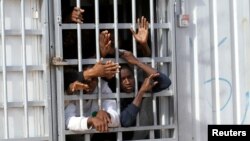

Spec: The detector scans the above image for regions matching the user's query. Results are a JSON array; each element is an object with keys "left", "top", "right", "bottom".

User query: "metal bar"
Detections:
[
  {"left": 167, "top": 0, "right": 177, "bottom": 139},
  {"left": 61, "top": 23, "right": 170, "bottom": 29},
  {"left": 64, "top": 91, "right": 173, "bottom": 100},
  {"left": 84, "top": 134, "right": 91, "bottom": 141},
  {"left": 229, "top": 0, "right": 241, "bottom": 124},
  {"left": 150, "top": 0, "right": 157, "bottom": 126},
  {"left": 0, "top": 30, "right": 42, "bottom": 35},
  {"left": 131, "top": 0, "right": 139, "bottom": 127},
  {"left": 76, "top": 0, "right": 84, "bottom": 118},
  {"left": 113, "top": 0, "right": 120, "bottom": 116},
  {"left": 0, "top": 65, "right": 45, "bottom": 72},
  {"left": 117, "top": 132, "right": 122, "bottom": 141},
  {"left": 45, "top": 0, "right": 55, "bottom": 140},
  {"left": 0, "top": 137, "right": 50, "bottom": 141},
  {"left": 1, "top": 0, "right": 9, "bottom": 138},
  {"left": 113, "top": 2, "right": 121, "bottom": 140},
  {"left": 150, "top": 130, "right": 155, "bottom": 139},
  {"left": 52, "top": 57, "right": 172, "bottom": 66},
  {"left": 209, "top": 0, "right": 221, "bottom": 124},
  {"left": 53, "top": 0, "right": 65, "bottom": 140},
  {"left": 0, "top": 101, "right": 46, "bottom": 108},
  {"left": 191, "top": 5, "right": 200, "bottom": 141},
  {"left": 21, "top": 0, "right": 29, "bottom": 137},
  {"left": 65, "top": 125, "right": 176, "bottom": 134},
  {"left": 94, "top": 0, "right": 102, "bottom": 110}
]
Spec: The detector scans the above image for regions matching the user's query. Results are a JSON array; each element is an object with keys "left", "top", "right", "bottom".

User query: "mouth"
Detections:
[{"left": 125, "top": 86, "right": 133, "bottom": 91}]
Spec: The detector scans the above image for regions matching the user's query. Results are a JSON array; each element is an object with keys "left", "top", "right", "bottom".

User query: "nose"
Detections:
[{"left": 124, "top": 78, "right": 130, "bottom": 84}]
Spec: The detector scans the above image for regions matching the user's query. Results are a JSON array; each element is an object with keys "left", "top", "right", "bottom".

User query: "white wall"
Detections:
[{"left": 177, "top": 0, "right": 250, "bottom": 141}]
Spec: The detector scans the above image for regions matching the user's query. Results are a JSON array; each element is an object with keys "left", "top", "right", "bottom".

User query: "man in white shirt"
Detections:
[{"left": 64, "top": 63, "right": 120, "bottom": 132}]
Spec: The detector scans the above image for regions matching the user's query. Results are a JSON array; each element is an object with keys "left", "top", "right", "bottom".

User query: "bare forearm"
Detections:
[
  {"left": 135, "top": 61, "right": 157, "bottom": 76},
  {"left": 140, "top": 43, "right": 151, "bottom": 57}
]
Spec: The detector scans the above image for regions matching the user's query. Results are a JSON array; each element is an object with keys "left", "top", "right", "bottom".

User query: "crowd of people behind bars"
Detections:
[{"left": 62, "top": 4, "right": 171, "bottom": 141}]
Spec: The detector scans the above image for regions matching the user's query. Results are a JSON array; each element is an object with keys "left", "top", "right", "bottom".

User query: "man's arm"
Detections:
[
  {"left": 65, "top": 103, "right": 90, "bottom": 131},
  {"left": 121, "top": 50, "right": 172, "bottom": 91},
  {"left": 120, "top": 73, "right": 158, "bottom": 127}
]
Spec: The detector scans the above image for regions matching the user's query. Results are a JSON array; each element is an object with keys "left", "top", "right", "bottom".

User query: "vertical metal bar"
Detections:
[
  {"left": 54, "top": 0, "right": 65, "bottom": 140},
  {"left": 229, "top": 0, "right": 241, "bottom": 124},
  {"left": 149, "top": 130, "right": 154, "bottom": 139},
  {"left": 85, "top": 134, "right": 91, "bottom": 141},
  {"left": 191, "top": 5, "right": 201, "bottom": 141},
  {"left": 150, "top": 0, "right": 157, "bottom": 126},
  {"left": 113, "top": 0, "right": 120, "bottom": 114},
  {"left": 94, "top": 0, "right": 101, "bottom": 110},
  {"left": 113, "top": 1, "right": 121, "bottom": 140},
  {"left": 150, "top": 0, "right": 156, "bottom": 68},
  {"left": 209, "top": 0, "right": 221, "bottom": 124},
  {"left": 1, "top": 0, "right": 9, "bottom": 138},
  {"left": 131, "top": 0, "right": 139, "bottom": 126},
  {"left": 76, "top": 0, "right": 84, "bottom": 117},
  {"left": 43, "top": 0, "right": 53, "bottom": 140},
  {"left": 21, "top": 0, "right": 29, "bottom": 137}
]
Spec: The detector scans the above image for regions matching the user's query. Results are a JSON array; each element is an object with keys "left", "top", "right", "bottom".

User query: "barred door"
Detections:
[{"left": 53, "top": 0, "right": 177, "bottom": 141}]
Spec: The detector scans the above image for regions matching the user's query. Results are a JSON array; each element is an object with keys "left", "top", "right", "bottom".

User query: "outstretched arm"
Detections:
[
  {"left": 121, "top": 50, "right": 156, "bottom": 75},
  {"left": 121, "top": 50, "right": 171, "bottom": 92}
]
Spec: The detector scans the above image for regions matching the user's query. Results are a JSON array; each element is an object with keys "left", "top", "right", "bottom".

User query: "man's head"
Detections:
[{"left": 120, "top": 65, "right": 135, "bottom": 93}]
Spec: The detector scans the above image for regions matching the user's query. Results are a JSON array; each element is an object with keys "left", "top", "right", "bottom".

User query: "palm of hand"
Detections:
[{"left": 134, "top": 29, "right": 148, "bottom": 45}]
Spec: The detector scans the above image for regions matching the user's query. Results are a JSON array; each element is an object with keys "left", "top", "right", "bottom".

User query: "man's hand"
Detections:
[
  {"left": 71, "top": 7, "right": 84, "bottom": 23},
  {"left": 88, "top": 117, "right": 109, "bottom": 132},
  {"left": 120, "top": 50, "right": 139, "bottom": 65},
  {"left": 139, "top": 73, "right": 159, "bottom": 93},
  {"left": 84, "top": 59, "right": 120, "bottom": 79},
  {"left": 130, "top": 16, "right": 149, "bottom": 47},
  {"left": 67, "top": 81, "right": 90, "bottom": 94},
  {"left": 96, "top": 110, "right": 111, "bottom": 125},
  {"left": 99, "top": 30, "right": 113, "bottom": 58}
]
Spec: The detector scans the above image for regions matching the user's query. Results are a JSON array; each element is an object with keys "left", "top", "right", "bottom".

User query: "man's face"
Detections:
[
  {"left": 84, "top": 77, "right": 98, "bottom": 94},
  {"left": 120, "top": 68, "right": 135, "bottom": 93}
]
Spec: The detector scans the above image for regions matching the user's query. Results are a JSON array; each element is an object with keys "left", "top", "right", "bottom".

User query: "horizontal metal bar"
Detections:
[
  {"left": 0, "top": 30, "right": 42, "bottom": 36},
  {"left": 0, "top": 101, "right": 46, "bottom": 108},
  {"left": 0, "top": 137, "right": 49, "bottom": 141},
  {"left": 62, "top": 23, "right": 170, "bottom": 30},
  {"left": 125, "top": 139, "right": 176, "bottom": 141},
  {"left": 52, "top": 57, "right": 172, "bottom": 66},
  {"left": 65, "top": 125, "right": 176, "bottom": 134},
  {"left": 64, "top": 90, "right": 173, "bottom": 100},
  {"left": 0, "top": 65, "right": 45, "bottom": 72}
]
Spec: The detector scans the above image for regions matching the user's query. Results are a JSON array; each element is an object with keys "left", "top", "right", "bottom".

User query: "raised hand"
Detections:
[
  {"left": 130, "top": 16, "right": 149, "bottom": 47},
  {"left": 139, "top": 73, "right": 159, "bottom": 93},
  {"left": 99, "top": 30, "right": 112, "bottom": 58},
  {"left": 71, "top": 7, "right": 84, "bottom": 23}
]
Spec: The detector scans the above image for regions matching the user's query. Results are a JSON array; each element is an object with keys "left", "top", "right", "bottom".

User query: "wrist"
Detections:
[
  {"left": 87, "top": 117, "right": 93, "bottom": 128},
  {"left": 83, "top": 69, "right": 95, "bottom": 80}
]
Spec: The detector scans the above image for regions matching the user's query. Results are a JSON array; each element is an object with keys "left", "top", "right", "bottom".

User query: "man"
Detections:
[
  {"left": 119, "top": 50, "right": 171, "bottom": 140},
  {"left": 64, "top": 60, "right": 120, "bottom": 132}
]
